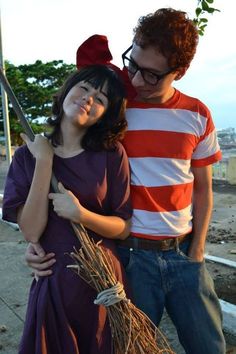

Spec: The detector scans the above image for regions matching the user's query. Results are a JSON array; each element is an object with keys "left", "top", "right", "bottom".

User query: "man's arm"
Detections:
[
  {"left": 25, "top": 243, "right": 56, "bottom": 277},
  {"left": 189, "top": 165, "right": 213, "bottom": 262}
]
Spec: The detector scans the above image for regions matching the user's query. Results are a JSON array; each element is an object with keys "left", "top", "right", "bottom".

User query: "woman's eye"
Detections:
[
  {"left": 96, "top": 97, "right": 104, "bottom": 104},
  {"left": 80, "top": 85, "right": 88, "bottom": 91}
]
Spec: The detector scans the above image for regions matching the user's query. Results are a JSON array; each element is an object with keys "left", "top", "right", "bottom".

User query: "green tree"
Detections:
[
  {"left": 193, "top": 0, "right": 220, "bottom": 35},
  {"left": 0, "top": 60, "right": 75, "bottom": 145}
]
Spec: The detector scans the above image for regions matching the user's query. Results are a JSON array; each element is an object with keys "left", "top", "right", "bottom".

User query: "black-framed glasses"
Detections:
[{"left": 122, "top": 45, "right": 175, "bottom": 86}]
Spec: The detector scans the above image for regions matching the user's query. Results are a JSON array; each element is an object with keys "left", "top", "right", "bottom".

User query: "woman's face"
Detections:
[{"left": 62, "top": 80, "right": 109, "bottom": 128}]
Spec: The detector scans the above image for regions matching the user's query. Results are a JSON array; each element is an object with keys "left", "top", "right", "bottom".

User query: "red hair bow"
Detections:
[
  {"left": 76, "top": 34, "right": 113, "bottom": 67},
  {"left": 76, "top": 34, "right": 136, "bottom": 99}
]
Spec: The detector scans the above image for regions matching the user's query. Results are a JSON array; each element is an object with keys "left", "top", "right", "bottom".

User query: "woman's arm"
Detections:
[
  {"left": 17, "top": 134, "right": 54, "bottom": 243},
  {"left": 49, "top": 182, "right": 131, "bottom": 240},
  {"left": 78, "top": 210, "right": 131, "bottom": 240}
]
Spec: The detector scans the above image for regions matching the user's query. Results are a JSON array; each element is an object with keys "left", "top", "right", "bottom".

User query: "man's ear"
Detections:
[{"left": 174, "top": 66, "right": 189, "bottom": 81}]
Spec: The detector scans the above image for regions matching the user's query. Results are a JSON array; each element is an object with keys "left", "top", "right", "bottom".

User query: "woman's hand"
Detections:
[
  {"left": 49, "top": 183, "right": 131, "bottom": 240},
  {"left": 48, "top": 182, "right": 83, "bottom": 223},
  {"left": 21, "top": 133, "right": 54, "bottom": 162}
]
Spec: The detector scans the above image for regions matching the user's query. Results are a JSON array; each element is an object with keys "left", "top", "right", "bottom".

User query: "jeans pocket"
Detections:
[
  {"left": 117, "top": 246, "right": 134, "bottom": 271},
  {"left": 177, "top": 242, "right": 204, "bottom": 264}
]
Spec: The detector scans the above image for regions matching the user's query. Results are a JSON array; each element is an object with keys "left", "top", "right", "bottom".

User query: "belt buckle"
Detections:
[
  {"left": 161, "top": 238, "right": 172, "bottom": 250},
  {"left": 162, "top": 238, "right": 176, "bottom": 251},
  {"left": 162, "top": 239, "right": 170, "bottom": 246}
]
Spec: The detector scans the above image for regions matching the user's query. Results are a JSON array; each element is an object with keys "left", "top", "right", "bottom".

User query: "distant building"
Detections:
[{"left": 217, "top": 127, "right": 236, "bottom": 149}]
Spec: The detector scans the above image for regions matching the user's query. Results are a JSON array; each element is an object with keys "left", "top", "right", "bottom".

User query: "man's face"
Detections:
[{"left": 128, "top": 43, "right": 178, "bottom": 103}]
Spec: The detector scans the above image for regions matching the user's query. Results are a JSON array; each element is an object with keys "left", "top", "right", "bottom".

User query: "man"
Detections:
[{"left": 25, "top": 8, "right": 225, "bottom": 353}]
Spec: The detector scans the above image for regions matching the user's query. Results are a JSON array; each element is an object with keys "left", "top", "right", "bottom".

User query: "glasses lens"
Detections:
[
  {"left": 123, "top": 57, "right": 137, "bottom": 75},
  {"left": 142, "top": 71, "right": 160, "bottom": 85},
  {"left": 123, "top": 51, "right": 172, "bottom": 85}
]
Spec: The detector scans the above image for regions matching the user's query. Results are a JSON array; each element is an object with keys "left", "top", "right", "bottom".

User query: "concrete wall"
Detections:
[
  {"left": 213, "top": 156, "right": 236, "bottom": 185},
  {"left": 228, "top": 157, "right": 236, "bottom": 185}
]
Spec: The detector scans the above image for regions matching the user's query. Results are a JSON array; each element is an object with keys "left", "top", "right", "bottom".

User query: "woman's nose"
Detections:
[{"left": 82, "top": 94, "right": 93, "bottom": 104}]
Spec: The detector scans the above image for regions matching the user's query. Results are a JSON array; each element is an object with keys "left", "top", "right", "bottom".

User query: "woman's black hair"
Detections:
[{"left": 46, "top": 65, "right": 127, "bottom": 151}]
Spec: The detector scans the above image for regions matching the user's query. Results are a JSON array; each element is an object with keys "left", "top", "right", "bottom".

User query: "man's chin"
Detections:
[{"left": 136, "top": 91, "right": 152, "bottom": 101}]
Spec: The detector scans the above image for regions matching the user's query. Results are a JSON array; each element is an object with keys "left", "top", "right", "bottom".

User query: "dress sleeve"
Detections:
[
  {"left": 107, "top": 143, "right": 132, "bottom": 220},
  {"left": 2, "top": 146, "right": 33, "bottom": 223}
]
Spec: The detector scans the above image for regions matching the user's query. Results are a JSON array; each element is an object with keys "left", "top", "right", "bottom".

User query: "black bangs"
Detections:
[
  {"left": 84, "top": 70, "right": 109, "bottom": 91},
  {"left": 61, "top": 65, "right": 125, "bottom": 105},
  {"left": 80, "top": 65, "right": 125, "bottom": 100},
  {"left": 48, "top": 64, "right": 127, "bottom": 150}
]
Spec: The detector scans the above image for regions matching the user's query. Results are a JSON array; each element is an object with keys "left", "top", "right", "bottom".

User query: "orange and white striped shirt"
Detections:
[{"left": 122, "top": 89, "right": 222, "bottom": 240}]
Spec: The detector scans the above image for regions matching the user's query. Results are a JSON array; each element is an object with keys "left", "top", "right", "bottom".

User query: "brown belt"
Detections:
[{"left": 117, "top": 233, "right": 191, "bottom": 251}]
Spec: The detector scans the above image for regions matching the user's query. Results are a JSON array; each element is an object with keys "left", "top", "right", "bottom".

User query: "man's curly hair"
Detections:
[{"left": 133, "top": 8, "right": 199, "bottom": 70}]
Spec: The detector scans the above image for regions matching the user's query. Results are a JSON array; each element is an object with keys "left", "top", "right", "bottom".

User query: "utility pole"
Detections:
[{"left": 0, "top": 10, "right": 12, "bottom": 165}]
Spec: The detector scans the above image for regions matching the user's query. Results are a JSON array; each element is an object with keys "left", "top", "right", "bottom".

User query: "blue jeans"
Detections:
[{"left": 117, "top": 240, "right": 226, "bottom": 354}]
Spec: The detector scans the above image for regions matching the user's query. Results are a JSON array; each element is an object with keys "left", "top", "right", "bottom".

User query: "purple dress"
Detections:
[{"left": 3, "top": 142, "right": 132, "bottom": 354}]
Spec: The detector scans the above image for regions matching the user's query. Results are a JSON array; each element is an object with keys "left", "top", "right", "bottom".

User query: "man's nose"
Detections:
[{"left": 131, "top": 70, "right": 145, "bottom": 87}]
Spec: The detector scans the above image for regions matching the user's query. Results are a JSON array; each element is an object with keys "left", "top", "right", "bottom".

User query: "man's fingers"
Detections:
[
  {"left": 25, "top": 252, "right": 55, "bottom": 263},
  {"left": 26, "top": 253, "right": 56, "bottom": 266},
  {"left": 27, "top": 257, "right": 56, "bottom": 269},
  {"left": 31, "top": 242, "right": 47, "bottom": 258},
  {"left": 26, "top": 242, "right": 47, "bottom": 258},
  {"left": 29, "top": 257, "right": 56, "bottom": 278},
  {"left": 34, "top": 269, "right": 53, "bottom": 277}
]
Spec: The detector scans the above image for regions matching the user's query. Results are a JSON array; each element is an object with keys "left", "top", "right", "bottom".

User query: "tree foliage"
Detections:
[
  {"left": 193, "top": 0, "right": 220, "bottom": 35},
  {"left": 0, "top": 60, "right": 75, "bottom": 144}
]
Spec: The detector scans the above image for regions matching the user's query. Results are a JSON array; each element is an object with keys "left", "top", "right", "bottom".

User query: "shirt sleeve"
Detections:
[
  {"left": 191, "top": 102, "right": 222, "bottom": 167},
  {"left": 2, "top": 146, "right": 34, "bottom": 223},
  {"left": 106, "top": 142, "right": 132, "bottom": 220}
]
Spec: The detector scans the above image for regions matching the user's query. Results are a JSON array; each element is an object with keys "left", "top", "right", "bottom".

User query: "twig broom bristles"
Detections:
[{"left": 68, "top": 222, "right": 175, "bottom": 354}]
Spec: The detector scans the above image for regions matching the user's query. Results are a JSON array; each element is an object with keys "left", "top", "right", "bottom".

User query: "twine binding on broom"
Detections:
[{"left": 93, "top": 282, "right": 129, "bottom": 306}]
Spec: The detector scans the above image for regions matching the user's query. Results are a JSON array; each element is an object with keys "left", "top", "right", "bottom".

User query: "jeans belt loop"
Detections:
[
  {"left": 133, "top": 237, "right": 139, "bottom": 249},
  {"left": 175, "top": 237, "right": 180, "bottom": 252}
]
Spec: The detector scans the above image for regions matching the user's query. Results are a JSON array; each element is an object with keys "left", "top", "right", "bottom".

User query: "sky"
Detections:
[{"left": 0, "top": 0, "right": 236, "bottom": 130}]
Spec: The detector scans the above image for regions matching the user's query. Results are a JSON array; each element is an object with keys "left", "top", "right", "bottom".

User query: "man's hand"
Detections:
[
  {"left": 188, "top": 242, "right": 205, "bottom": 262},
  {"left": 25, "top": 242, "right": 56, "bottom": 277}
]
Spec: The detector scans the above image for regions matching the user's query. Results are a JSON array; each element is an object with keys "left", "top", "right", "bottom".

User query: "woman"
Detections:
[{"left": 2, "top": 64, "right": 132, "bottom": 354}]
